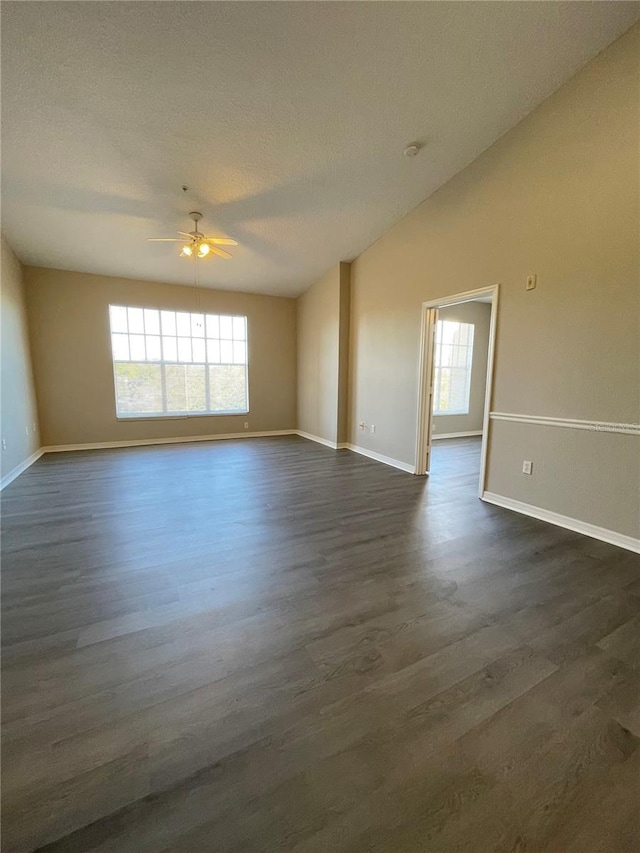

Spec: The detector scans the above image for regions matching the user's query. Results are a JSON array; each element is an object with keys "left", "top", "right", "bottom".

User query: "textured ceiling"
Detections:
[{"left": 2, "top": 2, "right": 638, "bottom": 296}]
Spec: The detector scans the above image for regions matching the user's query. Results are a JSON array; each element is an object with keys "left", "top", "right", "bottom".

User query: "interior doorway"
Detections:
[{"left": 414, "top": 285, "right": 499, "bottom": 496}]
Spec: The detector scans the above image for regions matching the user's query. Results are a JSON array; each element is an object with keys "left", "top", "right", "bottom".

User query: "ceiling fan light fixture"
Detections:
[{"left": 149, "top": 212, "right": 235, "bottom": 261}]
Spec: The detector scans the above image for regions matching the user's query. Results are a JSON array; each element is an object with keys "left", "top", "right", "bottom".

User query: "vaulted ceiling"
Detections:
[{"left": 2, "top": 2, "right": 638, "bottom": 296}]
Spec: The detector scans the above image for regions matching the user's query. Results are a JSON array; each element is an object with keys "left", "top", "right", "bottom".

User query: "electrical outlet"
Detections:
[
  {"left": 371, "top": 424, "right": 376, "bottom": 435},
  {"left": 526, "top": 274, "right": 537, "bottom": 291},
  {"left": 522, "top": 460, "right": 533, "bottom": 475},
  {"left": 33, "top": 422, "right": 37, "bottom": 433},
  {"left": 244, "top": 422, "right": 249, "bottom": 429},
  {"left": 2, "top": 439, "right": 6, "bottom": 451}
]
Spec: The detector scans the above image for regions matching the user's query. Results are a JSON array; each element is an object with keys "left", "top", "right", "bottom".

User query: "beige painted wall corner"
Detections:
[{"left": 1, "top": 235, "right": 41, "bottom": 481}]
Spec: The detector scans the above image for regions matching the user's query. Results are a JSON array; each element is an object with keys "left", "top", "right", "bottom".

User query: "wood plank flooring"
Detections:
[{"left": 2, "top": 435, "right": 639, "bottom": 853}]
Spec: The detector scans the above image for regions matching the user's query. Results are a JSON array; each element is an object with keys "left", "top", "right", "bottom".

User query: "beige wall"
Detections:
[
  {"left": 486, "top": 420, "right": 639, "bottom": 538},
  {"left": 432, "top": 300, "right": 491, "bottom": 437},
  {"left": 1, "top": 235, "right": 40, "bottom": 480},
  {"left": 296, "top": 262, "right": 350, "bottom": 445},
  {"left": 24, "top": 267, "right": 296, "bottom": 446},
  {"left": 348, "top": 25, "right": 639, "bottom": 537},
  {"left": 336, "top": 263, "right": 351, "bottom": 444}
]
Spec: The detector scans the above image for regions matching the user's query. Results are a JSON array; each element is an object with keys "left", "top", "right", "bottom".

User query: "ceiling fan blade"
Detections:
[
  {"left": 204, "top": 238, "right": 238, "bottom": 246},
  {"left": 210, "top": 246, "right": 233, "bottom": 259},
  {"left": 177, "top": 231, "right": 195, "bottom": 238},
  {"left": 147, "top": 238, "right": 184, "bottom": 242}
]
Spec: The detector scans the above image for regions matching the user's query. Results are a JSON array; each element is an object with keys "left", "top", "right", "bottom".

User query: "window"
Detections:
[
  {"left": 109, "top": 305, "right": 248, "bottom": 418},
  {"left": 433, "top": 320, "right": 474, "bottom": 415}
]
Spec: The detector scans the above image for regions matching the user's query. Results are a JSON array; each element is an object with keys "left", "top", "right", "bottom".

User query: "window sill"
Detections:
[{"left": 116, "top": 411, "right": 249, "bottom": 422}]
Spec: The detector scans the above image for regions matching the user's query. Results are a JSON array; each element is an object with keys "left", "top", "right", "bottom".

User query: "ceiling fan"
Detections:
[{"left": 148, "top": 212, "right": 237, "bottom": 259}]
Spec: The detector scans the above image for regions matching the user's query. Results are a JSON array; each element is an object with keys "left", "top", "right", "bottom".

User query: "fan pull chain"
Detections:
[{"left": 194, "top": 254, "right": 200, "bottom": 312}]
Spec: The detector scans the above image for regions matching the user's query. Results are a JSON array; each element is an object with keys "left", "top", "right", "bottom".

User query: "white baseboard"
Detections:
[
  {"left": 42, "top": 430, "right": 297, "bottom": 454},
  {"left": 432, "top": 430, "right": 483, "bottom": 440},
  {"left": 345, "top": 443, "right": 415, "bottom": 474},
  {"left": 0, "top": 448, "right": 45, "bottom": 490},
  {"left": 296, "top": 430, "right": 341, "bottom": 450},
  {"left": 482, "top": 491, "right": 640, "bottom": 555}
]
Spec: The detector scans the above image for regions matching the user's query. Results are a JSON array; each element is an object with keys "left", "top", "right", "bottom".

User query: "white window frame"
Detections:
[
  {"left": 108, "top": 304, "right": 249, "bottom": 419},
  {"left": 433, "top": 319, "right": 474, "bottom": 416}
]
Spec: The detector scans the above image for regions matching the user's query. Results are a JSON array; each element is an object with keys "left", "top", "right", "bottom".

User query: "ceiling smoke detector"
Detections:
[{"left": 403, "top": 143, "right": 422, "bottom": 158}]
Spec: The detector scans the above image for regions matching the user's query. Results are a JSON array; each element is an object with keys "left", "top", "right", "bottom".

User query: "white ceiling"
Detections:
[{"left": 2, "top": 2, "right": 638, "bottom": 297}]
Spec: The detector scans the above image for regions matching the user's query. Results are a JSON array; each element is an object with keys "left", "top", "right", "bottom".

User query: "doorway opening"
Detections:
[{"left": 414, "top": 284, "right": 499, "bottom": 497}]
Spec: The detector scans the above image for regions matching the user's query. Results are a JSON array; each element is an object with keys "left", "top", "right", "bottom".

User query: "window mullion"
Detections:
[
  {"left": 160, "top": 364, "right": 168, "bottom": 413},
  {"left": 141, "top": 306, "right": 147, "bottom": 361},
  {"left": 159, "top": 332, "right": 168, "bottom": 413},
  {"left": 205, "top": 355, "right": 211, "bottom": 413}
]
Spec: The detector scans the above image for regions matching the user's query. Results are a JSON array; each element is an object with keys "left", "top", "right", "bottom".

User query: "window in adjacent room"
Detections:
[
  {"left": 109, "top": 305, "right": 248, "bottom": 418},
  {"left": 433, "top": 320, "right": 474, "bottom": 415}
]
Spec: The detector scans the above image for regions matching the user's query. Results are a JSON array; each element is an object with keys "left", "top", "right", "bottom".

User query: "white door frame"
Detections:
[{"left": 414, "top": 284, "right": 500, "bottom": 497}]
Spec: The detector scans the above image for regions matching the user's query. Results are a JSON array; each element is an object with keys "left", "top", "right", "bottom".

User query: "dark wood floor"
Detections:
[{"left": 2, "top": 436, "right": 639, "bottom": 853}]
